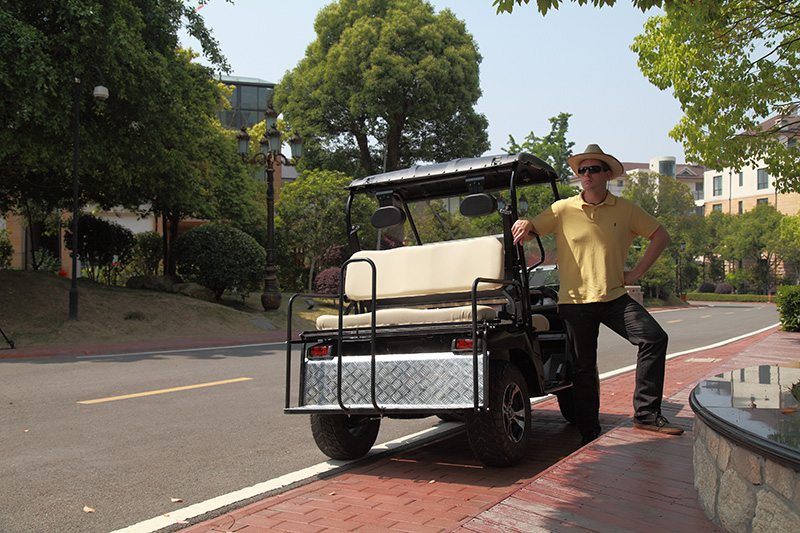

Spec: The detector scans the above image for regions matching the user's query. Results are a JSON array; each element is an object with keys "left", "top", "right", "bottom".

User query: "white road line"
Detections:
[
  {"left": 109, "top": 422, "right": 463, "bottom": 533},
  {"left": 597, "top": 323, "right": 779, "bottom": 381},
  {"left": 110, "top": 322, "right": 780, "bottom": 533}
]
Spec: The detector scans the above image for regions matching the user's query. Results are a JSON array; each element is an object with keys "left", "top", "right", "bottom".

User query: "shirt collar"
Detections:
[{"left": 580, "top": 190, "right": 616, "bottom": 207}]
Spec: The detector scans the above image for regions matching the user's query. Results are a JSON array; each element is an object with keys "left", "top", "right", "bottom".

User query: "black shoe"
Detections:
[
  {"left": 580, "top": 430, "right": 600, "bottom": 446},
  {"left": 633, "top": 413, "right": 684, "bottom": 435}
]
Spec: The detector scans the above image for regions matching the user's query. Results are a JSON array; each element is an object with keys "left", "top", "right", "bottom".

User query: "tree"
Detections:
[
  {"left": 0, "top": 1, "right": 237, "bottom": 269},
  {"left": 505, "top": 113, "right": 575, "bottom": 182},
  {"left": 275, "top": 0, "right": 489, "bottom": 177},
  {"left": 724, "top": 204, "right": 784, "bottom": 293},
  {"left": 622, "top": 170, "right": 695, "bottom": 296},
  {"left": 780, "top": 213, "right": 800, "bottom": 283},
  {"left": 622, "top": 171, "right": 695, "bottom": 237},
  {"left": 275, "top": 169, "right": 376, "bottom": 292},
  {"left": 631, "top": 0, "right": 800, "bottom": 191}
]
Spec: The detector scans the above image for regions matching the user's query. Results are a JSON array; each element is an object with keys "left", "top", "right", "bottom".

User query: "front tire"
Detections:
[
  {"left": 465, "top": 361, "right": 531, "bottom": 467},
  {"left": 310, "top": 414, "right": 380, "bottom": 460}
]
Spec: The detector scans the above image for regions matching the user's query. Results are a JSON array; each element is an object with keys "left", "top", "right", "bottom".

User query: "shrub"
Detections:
[
  {"left": 130, "top": 231, "right": 163, "bottom": 276},
  {"left": 715, "top": 282, "right": 733, "bottom": 294},
  {"left": 697, "top": 281, "right": 716, "bottom": 293},
  {"left": 63, "top": 214, "right": 135, "bottom": 283},
  {"left": 0, "top": 229, "right": 13, "bottom": 269},
  {"left": 314, "top": 267, "right": 341, "bottom": 294},
  {"left": 776, "top": 285, "right": 800, "bottom": 332},
  {"left": 175, "top": 224, "right": 267, "bottom": 300},
  {"left": 686, "top": 292, "right": 770, "bottom": 303},
  {"left": 32, "top": 248, "right": 60, "bottom": 273}
]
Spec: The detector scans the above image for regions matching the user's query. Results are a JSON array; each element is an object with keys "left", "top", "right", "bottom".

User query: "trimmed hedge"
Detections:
[
  {"left": 686, "top": 292, "right": 771, "bottom": 303},
  {"left": 776, "top": 285, "right": 800, "bottom": 332}
]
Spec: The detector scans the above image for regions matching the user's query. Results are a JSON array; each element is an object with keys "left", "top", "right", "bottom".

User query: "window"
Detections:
[
  {"left": 757, "top": 168, "right": 769, "bottom": 190},
  {"left": 757, "top": 198, "right": 769, "bottom": 206},
  {"left": 738, "top": 172, "right": 744, "bottom": 187},
  {"left": 738, "top": 201, "right": 743, "bottom": 214},
  {"left": 712, "top": 204, "right": 722, "bottom": 212},
  {"left": 659, "top": 160, "right": 675, "bottom": 177},
  {"left": 713, "top": 175, "right": 723, "bottom": 196}
]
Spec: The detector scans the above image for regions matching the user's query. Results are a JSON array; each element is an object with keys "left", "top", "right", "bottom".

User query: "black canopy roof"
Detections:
[{"left": 347, "top": 153, "right": 559, "bottom": 202}]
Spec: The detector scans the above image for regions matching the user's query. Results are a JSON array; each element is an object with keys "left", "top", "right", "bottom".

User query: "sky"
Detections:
[{"left": 179, "top": 0, "right": 688, "bottom": 165}]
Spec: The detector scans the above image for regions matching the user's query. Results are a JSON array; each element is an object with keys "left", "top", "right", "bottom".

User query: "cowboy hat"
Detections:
[{"left": 567, "top": 144, "right": 624, "bottom": 179}]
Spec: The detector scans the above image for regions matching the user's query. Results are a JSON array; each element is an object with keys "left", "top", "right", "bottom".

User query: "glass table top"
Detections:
[{"left": 691, "top": 363, "right": 800, "bottom": 452}]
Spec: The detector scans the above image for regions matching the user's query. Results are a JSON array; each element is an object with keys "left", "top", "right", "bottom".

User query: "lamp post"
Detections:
[
  {"left": 69, "top": 67, "right": 109, "bottom": 320},
  {"left": 237, "top": 104, "right": 303, "bottom": 310}
]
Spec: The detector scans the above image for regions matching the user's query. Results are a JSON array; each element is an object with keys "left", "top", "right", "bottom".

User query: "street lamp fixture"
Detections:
[
  {"left": 237, "top": 103, "right": 303, "bottom": 310},
  {"left": 69, "top": 66, "right": 109, "bottom": 320}
]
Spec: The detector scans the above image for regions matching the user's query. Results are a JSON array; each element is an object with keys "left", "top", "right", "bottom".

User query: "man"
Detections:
[{"left": 513, "top": 144, "right": 683, "bottom": 446}]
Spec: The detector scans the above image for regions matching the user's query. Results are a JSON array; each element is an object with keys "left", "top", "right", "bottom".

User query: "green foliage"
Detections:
[
  {"left": 505, "top": 113, "right": 575, "bottom": 181},
  {"left": 775, "top": 285, "right": 800, "bottom": 331},
  {"left": 275, "top": 0, "right": 488, "bottom": 176},
  {"left": 622, "top": 170, "right": 695, "bottom": 237},
  {"left": 0, "top": 1, "right": 230, "bottom": 213},
  {"left": 175, "top": 224, "right": 267, "bottom": 300},
  {"left": 276, "top": 169, "right": 374, "bottom": 292},
  {"left": 686, "top": 292, "right": 771, "bottom": 303},
  {"left": 632, "top": 0, "right": 800, "bottom": 192},
  {"left": 492, "top": 0, "right": 662, "bottom": 15},
  {"left": 63, "top": 214, "right": 135, "bottom": 283},
  {"left": 32, "top": 248, "right": 60, "bottom": 273},
  {"left": 130, "top": 231, "right": 163, "bottom": 276},
  {"left": 0, "top": 229, "right": 12, "bottom": 269}
]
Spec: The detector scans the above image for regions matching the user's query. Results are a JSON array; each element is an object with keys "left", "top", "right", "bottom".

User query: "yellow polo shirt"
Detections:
[{"left": 532, "top": 192, "right": 661, "bottom": 304}]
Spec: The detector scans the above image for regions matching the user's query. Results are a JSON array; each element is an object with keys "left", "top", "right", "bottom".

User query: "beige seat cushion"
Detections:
[
  {"left": 316, "top": 305, "right": 497, "bottom": 330},
  {"left": 345, "top": 236, "right": 504, "bottom": 301}
]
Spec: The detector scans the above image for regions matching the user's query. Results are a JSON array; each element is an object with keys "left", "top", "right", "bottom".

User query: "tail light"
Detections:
[
  {"left": 453, "top": 338, "right": 481, "bottom": 352},
  {"left": 308, "top": 345, "right": 330, "bottom": 358}
]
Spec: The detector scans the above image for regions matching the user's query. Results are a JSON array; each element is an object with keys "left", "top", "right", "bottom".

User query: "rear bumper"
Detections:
[{"left": 289, "top": 351, "right": 485, "bottom": 413}]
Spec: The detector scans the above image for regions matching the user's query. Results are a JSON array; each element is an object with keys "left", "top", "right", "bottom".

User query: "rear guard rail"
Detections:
[{"left": 285, "top": 259, "right": 523, "bottom": 415}]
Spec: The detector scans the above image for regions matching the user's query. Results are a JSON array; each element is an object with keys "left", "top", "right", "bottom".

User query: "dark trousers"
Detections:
[{"left": 558, "top": 294, "right": 668, "bottom": 438}]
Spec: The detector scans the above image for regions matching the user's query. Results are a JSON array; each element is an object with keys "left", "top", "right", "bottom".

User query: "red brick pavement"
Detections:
[{"left": 179, "top": 326, "right": 794, "bottom": 533}]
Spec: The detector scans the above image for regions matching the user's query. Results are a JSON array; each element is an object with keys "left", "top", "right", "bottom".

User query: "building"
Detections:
[{"left": 702, "top": 111, "right": 800, "bottom": 216}]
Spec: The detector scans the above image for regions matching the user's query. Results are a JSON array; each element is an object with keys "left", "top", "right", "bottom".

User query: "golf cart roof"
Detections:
[{"left": 347, "top": 153, "right": 559, "bottom": 201}]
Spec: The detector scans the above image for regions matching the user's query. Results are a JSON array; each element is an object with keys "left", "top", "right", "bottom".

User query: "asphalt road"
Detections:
[{"left": 0, "top": 302, "right": 779, "bottom": 532}]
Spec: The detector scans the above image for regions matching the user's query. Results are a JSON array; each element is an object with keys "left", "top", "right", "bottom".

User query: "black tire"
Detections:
[
  {"left": 556, "top": 387, "right": 576, "bottom": 424},
  {"left": 465, "top": 361, "right": 531, "bottom": 467},
  {"left": 310, "top": 414, "right": 380, "bottom": 460}
]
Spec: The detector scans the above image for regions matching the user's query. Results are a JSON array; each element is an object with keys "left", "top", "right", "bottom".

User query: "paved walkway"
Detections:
[{"left": 168, "top": 326, "right": 795, "bottom": 533}]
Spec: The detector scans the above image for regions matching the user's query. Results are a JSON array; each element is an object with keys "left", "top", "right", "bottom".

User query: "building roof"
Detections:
[{"left": 219, "top": 75, "right": 275, "bottom": 86}]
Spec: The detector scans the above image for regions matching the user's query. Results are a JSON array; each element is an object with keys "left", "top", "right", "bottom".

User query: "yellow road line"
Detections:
[
  {"left": 700, "top": 315, "right": 712, "bottom": 318},
  {"left": 78, "top": 377, "right": 253, "bottom": 405},
  {"left": 725, "top": 312, "right": 735, "bottom": 315},
  {"left": 667, "top": 319, "right": 683, "bottom": 324}
]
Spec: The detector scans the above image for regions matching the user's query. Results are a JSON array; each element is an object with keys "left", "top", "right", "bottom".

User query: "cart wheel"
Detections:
[
  {"left": 465, "top": 361, "right": 531, "bottom": 467},
  {"left": 556, "top": 388, "right": 576, "bottom": 424},
  {"left": 310, "top": 414, "right": 380, "bottom": 460}
]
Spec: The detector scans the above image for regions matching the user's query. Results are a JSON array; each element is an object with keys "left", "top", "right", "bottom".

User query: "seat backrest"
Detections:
[{"left": 344, "top": 236, "right": 504, "bottom": 301}]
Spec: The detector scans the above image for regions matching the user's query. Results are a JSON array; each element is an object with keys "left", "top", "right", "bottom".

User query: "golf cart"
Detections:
[{"left": 285, "top": 153, "right": 574, "bottom": 466}]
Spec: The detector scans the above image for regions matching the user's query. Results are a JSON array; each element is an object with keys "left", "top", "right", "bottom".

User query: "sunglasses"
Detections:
[{"left": 578, "top": 165, "right": 607, "bottom": 175}]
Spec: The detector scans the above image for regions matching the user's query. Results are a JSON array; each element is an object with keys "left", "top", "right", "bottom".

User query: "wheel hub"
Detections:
[{"left": 502, "top": 383, "right": 526, "bottom": 443}]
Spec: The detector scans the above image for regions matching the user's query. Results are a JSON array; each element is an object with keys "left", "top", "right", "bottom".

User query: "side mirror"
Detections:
[
  {"left": 371, "top": 206, "right": 406, "bottom": 228},
  {"left": 460, "top": 193, "right": 497, "bottom": 217}
]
